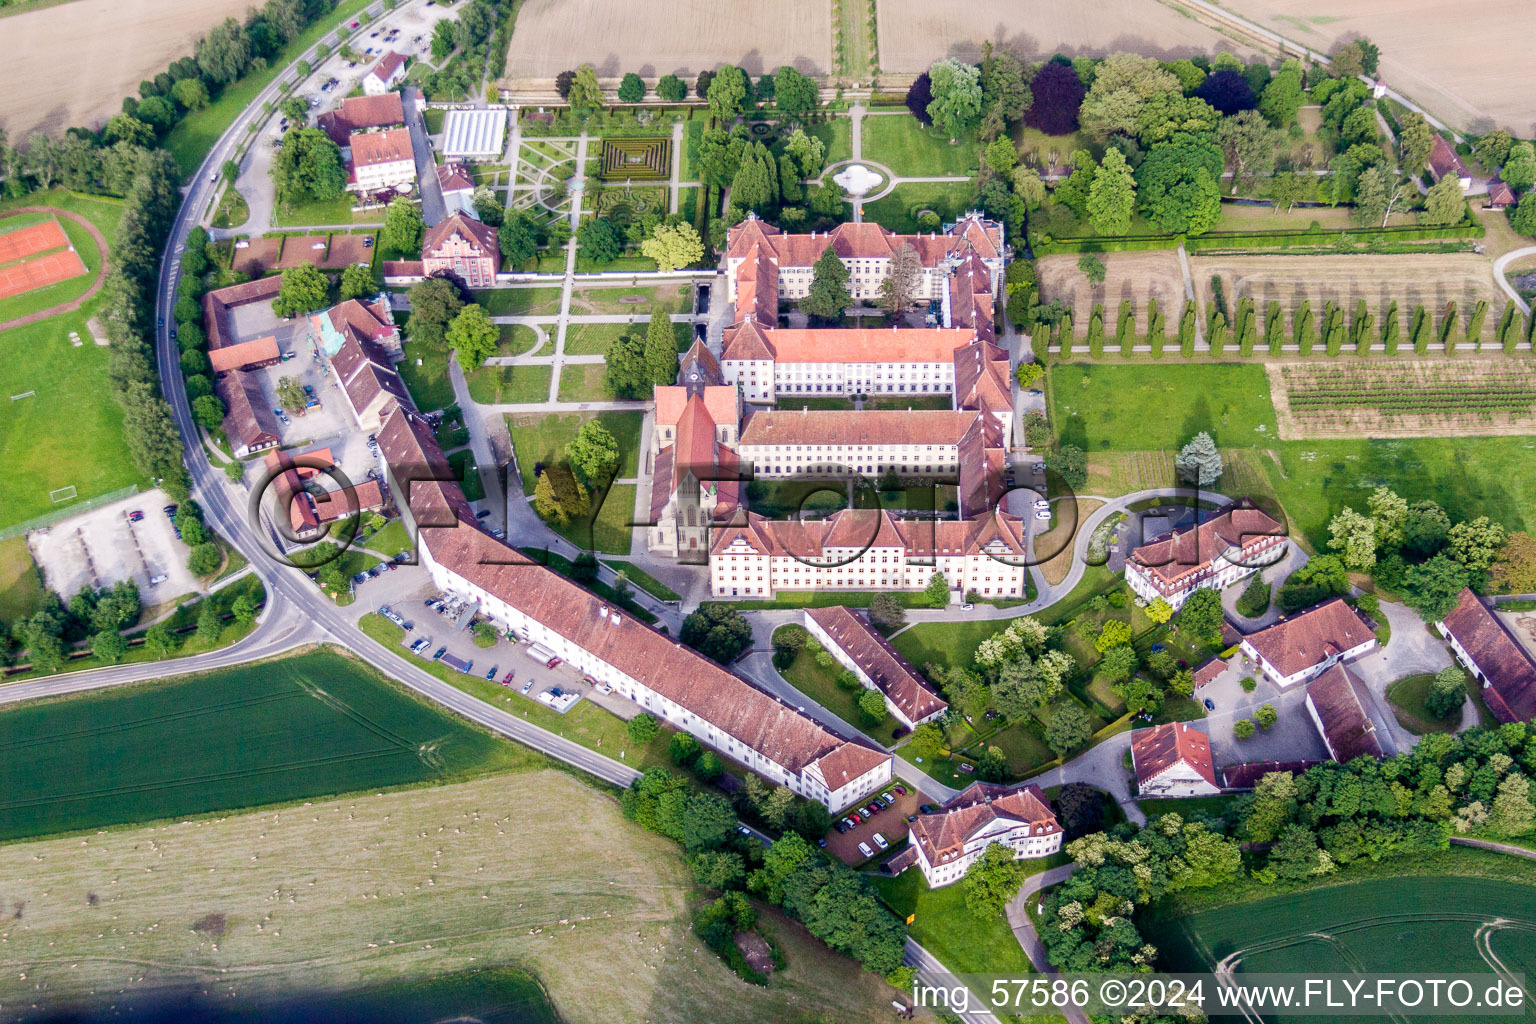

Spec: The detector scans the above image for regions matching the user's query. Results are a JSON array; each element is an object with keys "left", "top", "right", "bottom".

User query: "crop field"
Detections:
[
  {"left": 0, "top": 649, "right": 522, "bottom": 841},
  {"left": 0, "top": 772, "right": 903, "bottom": 1024},
  {"left": 1192, "top": 253, "right": 1509, "bottom": 335},
  {"left": 501, "top": 0, "right": 831, "bottom": 86},
  {"left": 0, "top": 0, "right": 252, "bottom": 138},
  {"left": 1216, "top": 0, "right": 1536, "bottom": 132},
  {"left": 1037, "top": 251, "right": 1187, "bottom": 337},
  {"left": 1149, "top": 874, "right": 1536, "bottom": 1013},
  {"left": 1269, "top": 360, "right": 1536, "bottom": 439},
  {"left": 874, "top": 0, "right": 1255, "bottom": 74}
]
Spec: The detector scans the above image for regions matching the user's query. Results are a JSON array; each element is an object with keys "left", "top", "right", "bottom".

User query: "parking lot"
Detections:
[
  {"left": 823, "top": 783, "right": 927, "bottom": 866},
  {"left": 28, "top": 489, "right": 203, "bottom": 605}
]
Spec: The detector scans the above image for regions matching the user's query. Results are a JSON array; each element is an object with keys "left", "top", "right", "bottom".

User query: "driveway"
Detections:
[
  {"left": 404, "top": 85, "right": 447, "bottom": 226},
  {"left": 1346, "top": 598, "right": 1454, "bottom": 750}
]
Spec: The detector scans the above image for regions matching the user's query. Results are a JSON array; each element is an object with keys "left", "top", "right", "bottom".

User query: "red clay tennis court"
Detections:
[
  {"left": 0, "top": 249, "right": 88, "bottom": 300},
  {"left": 0, "top": 219, "right": 69, "bottom": 265}
]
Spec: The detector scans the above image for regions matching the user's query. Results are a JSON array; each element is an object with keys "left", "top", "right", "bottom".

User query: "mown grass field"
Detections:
[
  {"left": 860, "top": 115, "right": 979, "bottom": 178},
  {"left": 0, "top": 190, "right": 147, "bottom": 532},
  {"left": 0, "top": 770, "right": 903, "bottom": 1023},
  {"left": 507, "top": 410, "right": 643, "bottom": 494},
  {"left": 1044, "top": 362, "right": 1536, "bottom": 549},
  {"left": 863, "top": 181, "right": 975, "bottom": 234},
  {"left": 1148, "top": 871, "right": 1536, "bottom": 1005},
  {"left": 466, "top": 362, "right": 553, "bottom": 405},
  {"left": 0, "top": 648, "right": 522, "bottom": 840}
]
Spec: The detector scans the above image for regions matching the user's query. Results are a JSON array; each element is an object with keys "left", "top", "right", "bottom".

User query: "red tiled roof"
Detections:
[
  {"left": 1132, "top": 721, "right": 1218, "bottom": 789},
  {"left": 806, "top": 606, "right": 946, "bottom": 724},
  {"left": 734, "top": 242, "right": 780, "bottom": 323},
  {"left": 422, "top": 211, "right": 500, "bottom": 261},
  {"left": 1220, "top": 761, "right": 1320, "bottom": 790},
  {"left": 366, "top": 50, "right": 407, "bottom": 85},
  {"left": 678, "top": 338, "right": 724, "bottom": 387},
  {"left": 350, "top": 127, "right": 413, "bottom": 168},
  {"left": 1193, "top": 658, "right": 1226, "bottom": 688},
  {"left": 1439, "top": 588, "right": 1536, "bottom": 723},
  {"left": 1429, "top": 134, "right": 1468, "bottom": 180},
  {"left": 709, "top": 508, "right": 1026, "bottom": 561},
  {"left": 216, "top": 370, "right": 280, "bottom": 452},
  {"left": 738, "top": 408, "right": 977, "bottom": 447},
  {"left": 317, "top": 92, "right": 405, "bottom": 146},
  {"left": 202, "top": 275, "right": 284, "bottom": 353},
  {"left": 1488, "top": 179, "right": 1516, "bottom": 206},
  {"left": 436, "top": 161, "right": 475, "bottom": 193},
  {"left": 723, "top": 326, "right": 976, "bottom": 365},
  {"left": 1243, "top": 598, "right": 1375, "bottom": 679},
  {"left": 1306, "top": 664, "right": 1383, "bottom": 762},
  {"left": 1130, "top": 500, "right": 1285, "bottom": 587},
  {"left": 907, "top": 782, "right": 1058, "bottom": 868},
  {"left": 725, "top": 213, "right": 1002, "bottom": 267},
  {"left": 655, "top": 385, "right": 736, "bottom": 433},
  {"left": 208, "top": 335, "right": 280, "bottom": 373}
]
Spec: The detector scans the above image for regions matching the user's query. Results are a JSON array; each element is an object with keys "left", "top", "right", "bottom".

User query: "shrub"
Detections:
[
  {"left": 1235, "top": 575, "right": 1271, "bottom": 618},
  {"left": 1233, "top": 718, "right": 1256, "bottom": 739}
]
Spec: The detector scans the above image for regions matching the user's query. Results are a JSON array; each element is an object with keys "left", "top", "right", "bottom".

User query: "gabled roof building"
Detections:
[
  {"left": 900, "top": 783, "right": 1061, "bottom": 888},
  {"left": 1305, "top": 664, "right": 1384, "bottom": 763},
  {"left": 1437, "top": 588, "right": 1536, "bottom": 724},
  {"left": 1240, "top": 598, "right": 1378, "bottom": 688},
  {"left": 1131, "top": 721, "right": 1221, "bottom": 797},
  {"left": 422, "top": 212, "right": 499, "bottom": 288},
  {"left": 1126, "top": 500, "right": 1288, "bottom": 611},
  {"left": 804, "top": 606, "right": 947, "bottom": 728}
]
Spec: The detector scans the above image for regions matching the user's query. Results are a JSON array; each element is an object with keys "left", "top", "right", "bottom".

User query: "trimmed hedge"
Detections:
[{"left": 1032, "top": 218, "right": 1484, "bottom": 255}]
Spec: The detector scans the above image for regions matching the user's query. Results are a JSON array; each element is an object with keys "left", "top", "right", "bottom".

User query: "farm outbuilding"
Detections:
[{"left": 441, "top": 109, "right": 508, "bottom": 159}]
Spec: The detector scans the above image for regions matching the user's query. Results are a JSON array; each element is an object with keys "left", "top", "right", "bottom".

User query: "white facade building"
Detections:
[
  {"left": 1240, "top": 598, "right": 1378, "bottom": 688},
  {"left": 904, "top": 783, "right": 1062, "bottom": 888},
  {"left": 1131, "top": 722, "right": 1222, "bottom": 797},
  {"left": 1125, "top": 501, "right": 1288, "bottom": 611}
]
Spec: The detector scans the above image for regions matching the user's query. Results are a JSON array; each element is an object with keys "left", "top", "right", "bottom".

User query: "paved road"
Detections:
[
  {"left": 404, "top": 85, "right": 447, "bottom": 225},
  {"left": 1492, "top": 246, "right": 1536, "bottom": 316},
  {"left": 903, "top": 938, "right": 1003, "bottom": 1024},
  {"left": 1005, "top": 865, "right": 1088, "bottom": 1024}
]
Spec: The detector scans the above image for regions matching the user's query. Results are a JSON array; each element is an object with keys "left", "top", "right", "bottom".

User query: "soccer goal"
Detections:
[
  {"left": 49, "top": 485, "right": 77, "bottom": 503},
  {"left": 10, "top": 390, "right": 35, "bottom": 401}
]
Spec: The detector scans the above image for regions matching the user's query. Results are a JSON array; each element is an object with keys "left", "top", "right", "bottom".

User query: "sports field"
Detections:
[
  {"left": 0, "top": 205, "right": 107, "bottom": 324},
  {"left": 1044, "top": 362, "right": 1536, "bottom": 549},
  {"left": 0, "top": 192, "right": 145, "bottom": 533},
  {"left": 0, "top": 649, "right": 524, "bottom": 841},
  {"left": 0, "top": 771, "right": 903, "bottom": 1022},
  {"left": 1149, "top": 873, "right": 1536, "bottom": 1021}
]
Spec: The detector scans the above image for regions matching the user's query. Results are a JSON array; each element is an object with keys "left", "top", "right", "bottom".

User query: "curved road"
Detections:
[{"left": 1492, "top": 246, "right": 1536, "bottom": 316}]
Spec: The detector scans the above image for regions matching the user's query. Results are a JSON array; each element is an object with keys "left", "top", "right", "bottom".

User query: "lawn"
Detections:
[
  {"left": 871, "top": 868, "right": 1039, "bottom": 979},
  {"left": 360, "top": 518, "right": 414, "bottom": 557},
  {"left": 563, "top": 321, "right": 630, "bottom": 355},
  {"left": 556, "top": 363, "right": 615, "bottom": 402},
  {"left": 569, "top": 284, "right": 692, "bottom": 317},
  {"left": 397, "top": 341, "right": 456, "bottom": 412},
  {"left": 1386, "top": 672, "right": 1471, "bottom": 734},
  {"left": 211, "top": 186, "right": 251, "bottom": 229},
  {"left": 863, "top": 181, "right": 977, "bottom": 234},
  {"left": 779, "top": 646, "right": 898, "bottom": 742},
  {"left": 889, "top": 619, "right": 1008, "bottom": 677},
  {"left": 501, "top": 323, "right": 542, "bottom": 354},
  {"left": 447, "top": 449, "right": 486, "bottom": 502},
  {"left": 602, "top": 559, "right": 681, "bottom": 602},
  {"left": 860, "top": 115, "right": 980, "bottom": 178},
  {"left": 0, "top": 535, "right": 45, "bottom": 623},
  {"left": 550, "top": 482, "right": 635, "bottom": 554},
  {"left": 1048, "top": 362, "right": 1279, "bottom": 452},
  {"left": 272, "top": 193, "right": 365, "bottom": 227},
  {"left": 163, "top": 0, "right": 376, "bottom": 176},
  {"left": 507, "top": 410, "right": 644, "bottom": 494},
  {"left": 0, "top": 648, "right": 521, "bottom": 841},
  {"left": 471, "top": 287, "right": 565, "bottom": 316},
  {"left": 465, "top": 363, "right": 552, "bottom": 404},
  {"left": 806, "top": 116, "right": 854, "bottom": 167},
  {"left": 0, "top": 192, "right": 146, "bottom": 533}
]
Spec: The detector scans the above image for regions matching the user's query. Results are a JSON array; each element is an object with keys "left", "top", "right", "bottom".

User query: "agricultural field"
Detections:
[
  {"left": 501, "top": 0, "right": 832, "bottom": 86},
  {"left": 1036, "top": 251, "right": 1187, "bottom": 338},
  {"left": 1217, "top": 0, "right": 1536, "bottom": 131},
  {"left": 0, "top": 772, "right": 903, "bottom": 1024},
  {"left": 0, "top": 0, "right": 251, "bottom": 138},
  {"left": 874, "top": 0, "right": 1255, "bottom": 74},
  {"left": 0, "top": 191, "right": 147, "bottom": 533},
  {"left": 1193, "top": 253, "right": 1509, "bottom": 338},
  {"left": 1268, "top": 360, "right": 1536, "bottom": 440},
  {"left": 0, "top": 649, "right": 521, "bottom": 841},
  {"left": 1148, "top": 871, "right": 1536, "bottom": 998}
]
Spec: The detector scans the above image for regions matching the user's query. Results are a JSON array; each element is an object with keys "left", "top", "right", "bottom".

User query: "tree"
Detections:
[
  {"left": 923, "top": 572, "right": 950, "bottom": 608},
  {"left": 189, "top": 541, "right": 222, "bottom": 578},
  {"left": 1422, "top": 175, "right": 1466, "bottom": 226},
  {"left": 1147, "top": 597, "right": 1173, "bottom": 625},
  {"left": 1233, "top": 718, "right": 1256, "bottom": 740},
  {"left": 1095, "top": 620, "right": 1132, "bottom": 651},
  {"left": 876, "top": 243, "right": 922, "bottom": 315},
  {"left": 1077, "top": 253, "right": 1106, "bottom": 284},
  {"left": 1502, "top": 141, "right": 1536, "bottom": 192},
  {"left": 191, "top": 393, "right": 226, "bottom": 430},
  {"left": 1025, "top": 61, "right": 1087, "bottom": 135},
  {"left": 1179, "top": 587, "right": 1226, "bottom": 648},
  {"left": 857, "top": 688, "right": 886, "bottom": 725},
  {"left": 90, "top": 628, "right": 127, "bottom": 663},
  {"left": 1258, "top": 62, "right": 1305, "bottom": 128},
  {"left": 145, "top": 622, "right": 177, "bottom": 657},
  {"left": 926, "top": 59, "right": 983, "bottom": 141},
  {"left": 1098, "top": 645, "right": 1138, "bottom": 684},
  {"left": 1426, "top": 666, "right": 1468, "bottom": 720},
  {"left": 567, "top": 64, "right": 604, "bottom": 113},
  {"left": 171, "top": 77, "right": 211, "bottom": 111},
  {"left": 1052, "top": 150, "right": 1097, "bottom": 217},
  {"left": 1491, "top": 533, "right": 1536, "bottom": 594},
  {"left": 1175, "top": 431, "right": 1223, "bottom": 486},
  {"left": 641, "top": 308, "right": 679, "bottom": 386},
  {"left": 680, "top": 604, "right": 753, "bottom": 663},
  {"left": 382, "top": 196, "right": 424, "bottom": 254},
  {"left": 567, "top": 419, "right": 620, "bottom": 482},
  {"left": 230, "top": 592, "right": 258, "bottom": 626},
  {"left": 554, "top": 70, "right": 576, "bottom": 100},
  {"left": 868, "top": 593, "right": 907, "bottom": 632},
  {"left": 1136, "top": 137, "right": 1224, "bottom": 235},
  {"left": 1086, "top": 147, "right": 1135, "bottom": 235},
  {"left": 1327, "top": 507, "right": 1378, "bottom": 571},
  {"left": 1513, "top": 193, "right": 1536, "bottom": 238},
  {"left": 656, "top": 74, "right": 687, "bottom": 103},
  {"left": 904, "top": 72, "right": 934, "bottom": 124},
  {"left": 1236, "top": 575, "right": 1271, "bottom": 618},
  {"left": 1195, "top": 69, "right": 1255, "bottom": 115},
  {"left": 577, "top": 216, "right": 623, "bottom": 264},
  {"left": 1492, "top": 774, "right": 1535, "bottom": 837},
  {"left": 1397, "top": 112, "right": 1435, "bottom": 175},
  {"left": 1402, "top": 554, "right": 1472, "bottom": 621},
  {"left": 617, "top": 72, "right": 645, "bottom": 103},
  {"left": 604, "top": 327, "right": 649, "bottom": 398},
  {"left": 669, "top": 731, "right": 701, "bottom": 767},
  {"left": 910, "top": 722, "right": 946, "bottom": 761},
  {"left": 338, "top": 263, "right": 375, "bottom": 301},
  {"left": 471, "top": 621, "right": 499, "bottom": 648},
  {"left": 1473, "top": 130, "right": 1513, "bottom": 172},
  {"left": 430, "top": 18, "right": 457, "bottom": 61},
  {"left": 963, "top": 842, "right": 1029, "bottom": 919},
  {"left": 445, "top": 304, "right": 499, "bottom": 367},
  {"left": 275, "top": 375, "right": 308, "bottom": 414},
  {"left": 1217, "top": 110, "right": 1279, "bottom": 193},
  {"left": 1448, "top": 516, "right": 1508, "bottom": 573},
  {"left": 706, "top": 65, "right": 749, "bottom": 123},
  {"left": 774, "top": 65, "right": 818, "bottom": 121},
  {"left": 640, "top": 221, "right": 703, "bottom": 273},
  {"left": 498, "top": 212, "right": 542, "bottom": 269},
  {"left": 1277, "top": 554, "right": 1351, "bottom": 612},
  {"left": 799, "top": 245, "right": 850, "bottom": 323},
  {"left": 627, "top": 712, "right": 660, "bottom": 745},
  {"left": 1045, "top": 701, "right": 1093, "bottom": 757},
  {"left": 270, "top": 127, "right": 345, "bottom": 205},
  {"left": 533, "top": 465, "right": 590, "bottom": 526},
  {"left": 1254, "top": 703, "right": 1279, "bottom": 730},
  {"left": 271, "top": 263, "right": 328, "bottom": 317},
  {"left": 1046, "top": 443, "right": 1087, "bottom": 490}
]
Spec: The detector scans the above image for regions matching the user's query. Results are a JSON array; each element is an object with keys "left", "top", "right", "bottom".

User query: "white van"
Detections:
[
  {"left": 857, "top": 841, "right": 874, "bottom": 859},
  {"left": 872, "top": 832, "right": 889, "bottom": 850}
]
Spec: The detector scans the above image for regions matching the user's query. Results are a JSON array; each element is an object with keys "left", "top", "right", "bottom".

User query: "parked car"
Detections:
[
  {"left": 148, "top": 574, "right": 167, "bottom": 586},
  {"left": 501, "top": 670, "right": 516, "bottom": 685},
  {"left": 1033, "top": 499, "right": 1050, "bottom": 510},
  {"left": 1035, "top": 510, "right": 1051, "bottom": 520},
  {"left": 736, "top": 825, "right": 751, "bottom": 836},
  {"left": 857, "top": 842, "right": 874, "bottom": 858},
  {"left": 127, "top": 510, "right": 144, "bottom": 522},
  {"left": 432, "top": 646, "right": 446, "bottom": 659},
  {"left": 816, "top": 838, "right": 827, "bottom": 848},
  {"left": 520, "top": 680, "right": 533, "bottom": 695},
  {"left": 872, "top": 832, "right": 889, "bottom": 850},
  {"left": 1203, "top": 698, "right": 1216, "bottom": 711},
  {"left": 834, "top": 822, "right": 847, "bottom": 833},
  {"left": 476, "top": 509, "right": 491, "bottom": 519},
  {"left": 163, "top": 504, "right": 177, "bottom": 517},
  {"left": 959, "top": 602, "right": 974, "bottom": 611},
  {"left": 920, "top": 804, "right": 940, "bottom": 815},
  {"left": 485, "top": 665, "right": 498, "bottom": 680},
  {"left": 893, "top": 785, "right": 907, "bottom": 796}
]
